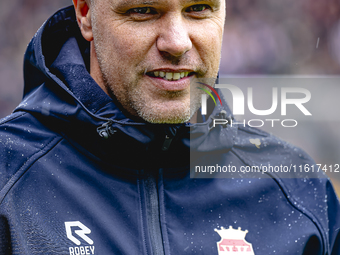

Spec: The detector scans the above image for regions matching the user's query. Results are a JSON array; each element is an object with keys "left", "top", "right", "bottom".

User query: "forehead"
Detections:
[{"left": 109, "top": 0, "right": 223, "bottom": 8}]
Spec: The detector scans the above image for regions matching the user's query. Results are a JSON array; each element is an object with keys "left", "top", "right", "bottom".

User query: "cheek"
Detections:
[
  {"left": 204, "top": 24, "right": 223, "bottom": 54},
  {"left": 193, "top": 25, "right": 223, "bottom": 70},
  {"left": 108, "top": 25, "right": 156, "bottom": 62}
]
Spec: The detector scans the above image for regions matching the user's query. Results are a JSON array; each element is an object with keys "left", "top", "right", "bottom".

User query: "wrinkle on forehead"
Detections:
[{"left": 111, "top": 0, "right": 222, "bottom": 9}]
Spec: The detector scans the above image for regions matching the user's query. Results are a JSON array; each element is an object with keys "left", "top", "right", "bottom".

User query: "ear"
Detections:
[{"left": 73, "top": 0, "right": 93, "bottom": 41}]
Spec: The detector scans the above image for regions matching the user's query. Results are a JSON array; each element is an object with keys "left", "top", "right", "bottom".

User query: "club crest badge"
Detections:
[{"left": 214, "top": 226, "right": 255, "bottom": 255}]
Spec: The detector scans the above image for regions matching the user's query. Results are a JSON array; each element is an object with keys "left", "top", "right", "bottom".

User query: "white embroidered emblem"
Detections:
[
  {"left": 249, "top": 139, "right": 261, "bottom": 149},
  {"left": 214, "top": 226, "right": 255, "bottom": 255},
  {"left": 65, "top": 221, "right": 95, "bottom": 255}
]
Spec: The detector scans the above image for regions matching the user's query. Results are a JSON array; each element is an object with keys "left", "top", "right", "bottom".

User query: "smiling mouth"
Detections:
[{"left": 146, "top": 71, "right": 195, "bottom": 81}]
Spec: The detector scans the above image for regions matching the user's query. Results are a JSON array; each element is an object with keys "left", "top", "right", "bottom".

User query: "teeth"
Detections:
[
  {"left": 151, "top": 71, "right": 191, "bottom": 81},
  {"left": 166, "top": 72, "right": 173, "bottom": 80},
  {"left": 173, "top": 73, "right": 181, "bottom": 80}
]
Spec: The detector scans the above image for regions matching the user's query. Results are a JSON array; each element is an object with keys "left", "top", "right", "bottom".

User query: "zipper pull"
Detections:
[
  {"left": 162, "top": 126, "right": 178, "bottom": 151},
  {"left": 162, "top": 134, "right": 174, "bottom": 151},
  {"left": 209, "top": 110, "right": 232, "bottom": 130},
  {"left": 97, "top": 120, "right": 117, "bottom": 139}
]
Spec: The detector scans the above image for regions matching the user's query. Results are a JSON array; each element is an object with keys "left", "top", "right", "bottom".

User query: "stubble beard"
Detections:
[
  {"left": 99, "top": 65, "right": 203, "bottom": 124},
  {"left": 130, "top": 87, "right": 203, "bottom": 124}
]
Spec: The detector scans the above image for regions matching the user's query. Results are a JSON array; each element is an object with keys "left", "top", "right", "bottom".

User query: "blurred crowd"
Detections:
[
  {"left": 0, "top": 0, "right": 71, "bottom": 118},
  {"left": 221, "top": 0, "right": 340, "bottom": 74},
  {"left": 0, "top": 0, "right": 340, "bottom": 192}
]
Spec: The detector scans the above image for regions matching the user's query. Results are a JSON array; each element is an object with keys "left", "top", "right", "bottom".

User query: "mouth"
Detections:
[{"left": 146, "top": 70, "right": 195, "bottom": 81}]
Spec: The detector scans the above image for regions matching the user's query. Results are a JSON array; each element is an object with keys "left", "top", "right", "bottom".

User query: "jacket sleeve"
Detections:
[
  {"left": 327, "top": 179, "right": 340, "bottom": 255},
  {"left": 0, "top": 215, "right": 12, "bottom": 254}
]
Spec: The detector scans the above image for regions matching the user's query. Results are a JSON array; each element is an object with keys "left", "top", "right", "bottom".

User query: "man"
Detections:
[{"left": 0, "top": 0, "right": 339, "bottom": 254}]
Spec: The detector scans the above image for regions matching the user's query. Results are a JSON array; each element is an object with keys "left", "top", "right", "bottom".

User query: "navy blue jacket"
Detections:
[{"left": 0, "top": 6, "right": 339, "bottom": 255}]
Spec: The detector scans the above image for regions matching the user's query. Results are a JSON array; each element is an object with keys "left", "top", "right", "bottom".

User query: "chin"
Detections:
[
  {"left": 139, "top": 111, "right": 191, "bottom": 124},
  {"left": 130, "top": 92, "right": 201, "bottom": 124},
  {"left": 136, "top": 105, "right": 192, "bottom": 124}
]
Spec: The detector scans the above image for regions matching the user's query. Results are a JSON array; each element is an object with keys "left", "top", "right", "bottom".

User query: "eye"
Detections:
[
  {"left": 186, "top": 4, "right": 210, "bottom": 13},
  {"left": 129, "top": 7, "right": 154, "bottom": 15},
  {"left": 127, "top": 7, "right": 158, "bottom": 20}
]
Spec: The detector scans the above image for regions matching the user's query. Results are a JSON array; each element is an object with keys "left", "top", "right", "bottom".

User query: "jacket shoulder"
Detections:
[
  {"left": 0, "top": 111, "right": 61, "bottom": 197},
  {"left": 234, "top": 125, "right": 316, "bottom": 175},
  {"left": 233, "top": 125, "right": 340, "bottom": 253}
]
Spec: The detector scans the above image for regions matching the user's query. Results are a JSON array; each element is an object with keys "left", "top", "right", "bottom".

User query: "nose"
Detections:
[{"left": 156, "top": 14, "right": 192, "bottom": 57}]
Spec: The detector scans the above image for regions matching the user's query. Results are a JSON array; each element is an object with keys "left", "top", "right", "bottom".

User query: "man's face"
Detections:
[{"left": 90, "top": 0, "right": 225, "bottom": 123}]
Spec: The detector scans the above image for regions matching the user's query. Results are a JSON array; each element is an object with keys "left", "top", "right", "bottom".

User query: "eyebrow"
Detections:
[
  {"left": 113, "top": 1, "right": 156, "bottom": 9},
  {"left": 114, "top": 0, "right": 221, "bottom": 9},
  {"left": 189, "top": 0, "right": 219, "bottom": 2}
]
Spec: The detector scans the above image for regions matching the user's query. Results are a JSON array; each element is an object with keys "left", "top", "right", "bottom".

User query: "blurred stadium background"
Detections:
[{"left": 0, "top": 0, "right": 340, "bottom": 195}]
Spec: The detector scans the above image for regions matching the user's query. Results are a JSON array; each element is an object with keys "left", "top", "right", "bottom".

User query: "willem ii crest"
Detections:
[{"left": 214, "top": 226, "right": 255, "bottom": 255}]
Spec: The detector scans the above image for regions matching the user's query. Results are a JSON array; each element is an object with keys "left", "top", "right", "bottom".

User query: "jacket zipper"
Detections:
[
  {"left": 144, "top": 128, "right": 176, "bottom": 255},
  {"left": 144, "top": 173, "right": 165, "bottom": 255}
]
